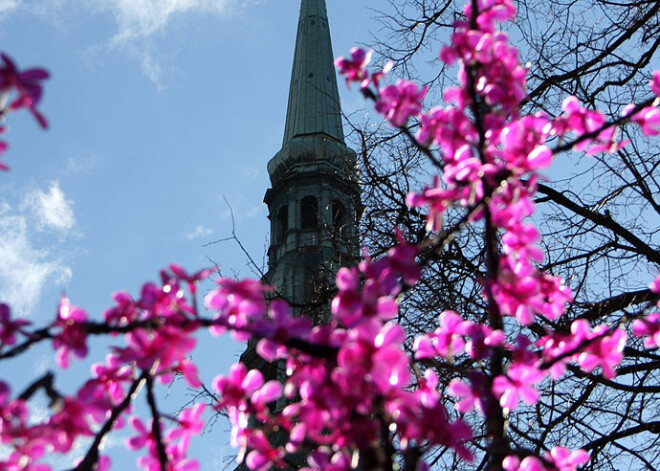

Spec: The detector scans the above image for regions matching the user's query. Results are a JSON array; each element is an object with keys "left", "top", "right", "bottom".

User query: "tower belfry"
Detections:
[{"left": 263, "top": 0, "right": 360, "bottom": 322}]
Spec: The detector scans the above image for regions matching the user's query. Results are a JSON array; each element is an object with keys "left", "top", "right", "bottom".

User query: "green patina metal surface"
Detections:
[{"left": 282, "top": 0, "right": 345, "bottom": 145}]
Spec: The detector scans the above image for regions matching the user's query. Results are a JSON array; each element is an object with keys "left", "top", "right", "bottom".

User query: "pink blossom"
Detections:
[
  {"left": 136, "top": 443, "right": 199, "bottom": 471},
  {"left": 0, "top": 303, "right": 31, "bottom": 346},
  {"left": 416, "top": 106, "right": 477, "bottom": 157},
  {"left": 415, "top": 369, "right": 441, "bottom": 408},
  {"left": 103, "top": 291, "right": 140, "bottom": 327},
  {"left": 414, "top": 311, "right": 472, "bottom": 359},
  {"left": 623, "top": 104, "right": 660, "bottom": 136},
  {"left": 334, "top": 48, "right": 372, "bottom": 88},
  {"left": 386, "top": 231, "right": 421, "bottom": 286},
  {"left": 244, "top": 430, "right": 284, "bottom": 471},
  {"left": 80, "top": 354, "right": 133, "bottom": 406},
  {"left": 557, "top": 96, "right": 625, "bottom": 154},
  {"left": 465, "top": 323, "right": 505, "bottom": 360},
  {"left": 47, "top": 398, "right": 94, "bottom": 453},
  {"left": 251, "top": 299, "right": 312, "bottom": 356},
  {"left": 375, "top": 80, "right": 426, "bottom": 127},
  {"left": 545, "top": 446, "right": 589, "bottom": 471},
  {"left": 175, "top": 359, "right": 202, "bottom": 388},
  {"left": 213, "top": 363, "right": 282, "bottom": 418},
  {"left": 463, "top": 0, "right": 517, "bottom": 32},
  {"left": 372, "top": 324, "right": 411, "bottom": 391},
  {"left": 53, "top": 298, "right": 89, "bottom": 368},
  {"left": 331, "top": 243, "right": 416, "bottom": 327},
  {"left": 387, "top": 385, "right": 473, "bottom": 461},
  {"left": 651, "top": 71, "right": 660, "bottom": 98},
  {"left": 0, "top": 140, "right": 8, "bottom": 171},
  {"left": 406, "top": 177, "right": 460, "bottom": 232},
  {"left": 166, "top": 403, "right": 205, "bottom": 452},
  {"left": 441, "top": 25, "right": 527, "bottom": 112},
  {"left": 304, "top": 449, "right": 352, "bottom": 471},
  {"left": 3, "top": 449, "right": 51, "bottom": 471},
  {"left": 651, "top": 273, "right": 660, "bottom": 294},
  {"left": 127, "top": 416, "right": 154, "bottom": 451},
  {"left": 0, "top": 53, "right": 50, "bottom": 128},
  {"left": 334, "top": 320, "right": 411, "bottom": 395},
  {"left": 503, "top": 448, "right": 588, "bottom": 471},
  {"left": 537, "top": 331, "right": 576, "bottom": 379},
  {"left": 492, "top": 364, "right": 546, "bottom": 411},
  {"left": 502, "top": 455, "right": 545, "bottom": 471},
  {"left": 632, "top": 313, "right": 660, "bottom": 349},
  {"left": 650, "top": 272, "right": 660, "bottom": 308},
  {"left": 113, "top": 325, "right": 196, "bottom": 384},
  {"left": 169, "top": 264, "right": 213, "bottom": 294},
  {"left": 571, "top": 320, "right": 627, "bottom": 378},
  {"left": 498, "top": 115, "right": 554, "bottom": 174},
  {"left": 205, "top": 278, "right": 269, "bottom": 338},
  {"left": 97, "top": 456, "right": 111, "bottom": 471},
  {"left": 331, "top": 267, "right": 363, "bottom": 326},
  {"left": 448, "top": 373, "right": 486, "bottom": 414}
]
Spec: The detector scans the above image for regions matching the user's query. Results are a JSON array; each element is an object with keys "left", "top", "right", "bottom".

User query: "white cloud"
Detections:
[
  {"left": 22, "top": 181, "right": 75, "bottom": 232},
  {"left": 186, "top": 224, "right": 213, "bottom": 240},
  {"left": 96, "top": 0, "right": 252, "bottom": 87},
  {"left": 100, "top": 0, "right": 240, "bottom": 45},
  {"left": 1, "top": 0, "right": 262, "bottom": 87},
  {"left": 0, "top": 210, "right": 72, "bottom": 316},
  {"left": 0, "top": 0, "right": 262, "bottom": 87},
  {"left": 64, "top": 155, "right": 99, "bottom": 175},
  {"left": 0, "top": 184, "right": 75, "bottom": 317},
  {"left": 0, "top": 0, "right": 20, "bottom": 15}
]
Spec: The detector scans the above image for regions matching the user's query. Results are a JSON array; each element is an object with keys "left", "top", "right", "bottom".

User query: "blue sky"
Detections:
[
  {"left": 0, "top": 0, "right": 378, "bottom": 468},
  {"left": 0, "top": 0, "right": 377, "bottom": 318}
]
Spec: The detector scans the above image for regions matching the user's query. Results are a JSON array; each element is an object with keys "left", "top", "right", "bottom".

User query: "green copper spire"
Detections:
[{"left": 282, "top": 0, "right": 345, "bottom": 145}]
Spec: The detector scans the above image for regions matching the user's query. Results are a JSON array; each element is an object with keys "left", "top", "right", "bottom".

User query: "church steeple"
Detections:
[
  {"left": 234, "top": 2, "right": 360, "bottom": 469},
  {"left": 283, "top": 0, "right": 344, "bottom": 145},
  {"left": 261, "top": 0, "right": 360, "bottom": 322}
]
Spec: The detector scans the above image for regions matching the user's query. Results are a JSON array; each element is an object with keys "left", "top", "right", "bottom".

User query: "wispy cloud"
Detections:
[
  {"left": 64, "top": 155, "right": 99, "bottom": 175},
  {"left": 186, "top": 224, "right": 213, "bottom": 240},
  {"left": 22, "top": 181, "right": 75, "bottom": 232},
  {"left": 0, "top": 183, "right": 75, "bottom": 317},
  {"left": 100, "top": 0, "right": 242, "bottom": 45},
  {"left": 2, "top": 0, "right": 262, "bottom": 87},
  {"left": 97, "top": 0, "right": 253, "bottom": 87},
  {"left": 0, "top": 0, "right": 20, "bottom": 15},
  {"left": 0, "top": 210, "right": 72, "bottom": 316}
]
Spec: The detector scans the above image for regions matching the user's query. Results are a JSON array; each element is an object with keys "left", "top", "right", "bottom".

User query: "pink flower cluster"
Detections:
[
  {"left": 0, "top": 266, "right": 212, "bottom": 471},
  {"left": 3, "top": 0, "right": 660, "bottom": 469},
  {"left": 199, "top": 237, "right": 471, "bottom": 471},
  {"left": 53, "top": 298, "right": 89, "bottom": 369},
  {"left": 333, "top": 1, "right": 659, "bottom": 469},
  {"left": 503, "top": 447, "right": 589, "bottom": 471},
  {"left": 0, "top": 303, "right": 30, "bottom": 346},
  {"left": 332, "top": 236, "right": 419, "bottom": 327},
  {"left": 334, "top": 48, "right": 391, "bottom": 91},
  {"left": 374, "top": 80, "right": 427, "bottom": 127},
  {"left": 127, "top": 404, "right": 205, "bottom": 471},
  {"left": 632, "top": 273, "right": 660, "bottom": 348},
  {"left": 555, "top": 96, "right": 628, "bottom": 154},
  {"left": 334, "top": 48, "right": 372, "bottom": 89},
  {"left": 334, "top": 49, "right": 425, "bottom": 128},
  {"left": 0, "top": 374, "right": 116, "bottom": 471},
  {"left": 0, "top": 53, "right": 49, "bottom": 171}
]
